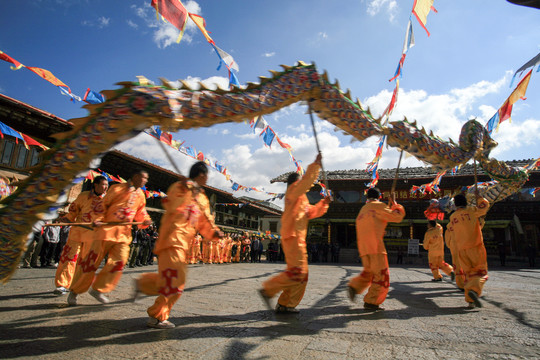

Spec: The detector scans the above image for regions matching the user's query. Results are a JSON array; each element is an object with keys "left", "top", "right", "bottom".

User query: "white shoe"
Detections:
[
  {"left": 67, "top": 291, "right": 78, "bottom": 306},
  {"left": 147, "top": 317, "right": 175, "bottom": 329},
  {"left": 53, "top": 287, "right": 69, "bottom": 296},
  {"left": 89, "top": 288, "right": 110, "bottom": 304}
]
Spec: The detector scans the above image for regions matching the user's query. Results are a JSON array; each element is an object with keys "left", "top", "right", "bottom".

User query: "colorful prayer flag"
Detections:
[
  {"left": 0, "top": 50, "right": 24, "bottom": 70},
  {"left": 412, "top": 0, "right": 437, "bottom": 37},
  {"left": 189, "top": 13, "right": 214, "bottom": 44},
  {"left": 151, "top": 0, "right": 189, "bottom": 43}
]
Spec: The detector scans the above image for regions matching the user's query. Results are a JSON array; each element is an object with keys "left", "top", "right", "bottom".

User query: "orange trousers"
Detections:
[
  {"left": 55, "top": 240, "right": 90, "bottom": 288},
  {"left": 262, "top": 237, "right": 308, "bottom": 308},
  {"left": 428, "top": 255, "right": 454, "bottom": 280},
  {"left": 348, "top": 254, "right": 389, "bottom": 306},
  {"left": 458, "top": 245, "right": 488, "bottom": 303},
  {"left": 138, "top": 247, "right": 187, "bottom": 321},
  {"left": 70, "top": 240, "right": 130, "bottom": 294},
  {"left": 202, "top": 241, "right": 212, "bottom": 263},
  {"left": 450, "top": 249, "right": 465, "bottom": 289}
]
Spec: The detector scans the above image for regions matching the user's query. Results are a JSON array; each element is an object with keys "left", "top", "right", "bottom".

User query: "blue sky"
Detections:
[{"left": 1, "top": 1, "right": 539, "bottom": 205}]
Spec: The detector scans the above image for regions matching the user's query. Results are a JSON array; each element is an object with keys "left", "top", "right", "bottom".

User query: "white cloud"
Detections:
[
  {"left": 366, "top": 0, "right": 398, "bottom": 22},
  {"left": 82, "top": 16, "right": 110, "bottom": 28},
  {"left": 127, "top": 20, "right": 138, "bottom": 29},
  {"left": 98, "top": 16, "right": 110, "bottom": 28},
  {"left": 263, "top": 52, "right": 275, "bottom": 58}
]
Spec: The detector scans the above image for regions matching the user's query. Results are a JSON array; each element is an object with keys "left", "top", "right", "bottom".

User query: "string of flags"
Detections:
[
  {"left": 0, "top": 120, "right": 48, "bottom": 150},
  {"left": 144, "top": 126, "right": 286, "bottom": 200},
  {"left": 0, "top": 50, "right": 104, "bottom": 104},
  {"left": 151, "top": 0, "right": 239, "bottom": 88},
  {"left": 415, "top": 57, "right": 536, "bottom": 196},
  {"left": 365, "top": 0, "right": 436, "bottom": 189}
]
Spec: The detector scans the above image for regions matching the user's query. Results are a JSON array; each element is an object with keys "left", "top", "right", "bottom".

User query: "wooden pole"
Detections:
[
  {"left": 44, "top": 221, "right": 145, "bottom": 227},
  {"left": 308, "top": 101, "right": 331, "bottom": 197},
  {"left": 389, "top": 150, "right": 404, "bottom": 204}
]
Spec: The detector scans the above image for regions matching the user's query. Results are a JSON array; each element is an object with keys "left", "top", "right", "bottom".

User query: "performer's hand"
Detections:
[
  {"left": 314, "top": 153, "right": 322, "bottom": 165},
  {"left": 323, "top": 195, "right": 332, "bottom": 204},
  {"left": 93, "top": 220, "right": 104, "bottom": 227},
  {"left": 142, "top": 219, "right": 153, "bottom": 226},
  {"left": 215, "top": 230, "right": 225, "bottom": 239}
]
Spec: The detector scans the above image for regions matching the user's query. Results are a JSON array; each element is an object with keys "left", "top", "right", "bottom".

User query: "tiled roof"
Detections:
[{"left": 270, "top": 159, "right": 538, "bottom": 183}]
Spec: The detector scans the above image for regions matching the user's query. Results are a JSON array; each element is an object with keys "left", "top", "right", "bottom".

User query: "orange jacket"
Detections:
[
  {"left": 449, "top": 197, "right": 489, "bottom": 251},
  {"left": 356, "top": 200, "right": 405, "bottom": 256},
  {"left": 94, "top": 183, "right": 151, "bottom": 244},
  {"left": 65, "top": 191, "right": 105, "bottom": 243},
  {"left": 423, "top": 223, "right": 444, "bottom": 257},
  {"left": 153, "top": 180, "right": 220, "bottom": 255},
  {"left": 280, "top": 162, "right": 329, "bottom": 242}
]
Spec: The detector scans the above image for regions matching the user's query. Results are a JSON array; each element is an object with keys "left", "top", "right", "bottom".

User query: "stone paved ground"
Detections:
[{"left": 1, "top": 262, "right": 539, "bottom": 359}]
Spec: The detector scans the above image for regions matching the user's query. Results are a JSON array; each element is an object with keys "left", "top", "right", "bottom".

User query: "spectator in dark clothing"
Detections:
[
  {"left": 321, "top": 242, "right": 329, "bottom": 262},
  {"left": 41, "top": 221, "right": 60, "bottom": 267},
  {"left": 396, "top": 247, "right": 404, "bottom": 264},
  {"left": 527, "top": 243, "right": 536, "bottom": 267},
  {"left": 331, "top": 242, "right": 340, "bottom": 263},
  {"left": 498, "top": 242, "right": 506, "bottom": 266}
]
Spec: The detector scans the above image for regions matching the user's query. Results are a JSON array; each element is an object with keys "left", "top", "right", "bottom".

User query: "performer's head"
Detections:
[
  {"left": 366, "top": 187, "right": 381, "bottom": 201},
  {"left": 286, "top": 172, "right": 301, "bottom": 187},
  {"left": 190, "top": 161, "right": 209, "bottom": 186},
  {"left": 454, "top": 194, "right": 467, "bottom": 208},
  {"left": 428, "top": 220, "right": 437, "bottom": 228},
  {"left": 92, "top": 175, "right": 109, "bottom": 195},
  {"left": 131, "top": 169, "right": 149, "bottom": 189}
]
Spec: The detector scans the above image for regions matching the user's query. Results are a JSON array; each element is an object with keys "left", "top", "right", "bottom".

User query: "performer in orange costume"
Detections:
[
  {"left": 190, "top": 234, "right": 201, "bottom": 264},
  {"left": 449, "top": 194, "right": 489, "bottom": 308},
  {"left": 232, "top": 237, "right": 241, "bottom": 263},
  {"left": 202, "top": 236, "right": 212, "bottom": 264},
  {"left": 444, "top": 223, "right": 465, "bottom": 290},
  {"left": 68, "top": 170, "right": 152, "bottom": 305},
  {"left": 423, "top": 220, "right": 454, "bottom": 281},
  {"left": 347, "top": 187, "right": 405, "bottom": 311},
  {"left": 211, "top": 237, "right": 221, "bottom": 264},
  {"left": 259, "top": 154, "right": 330, "bottom": 313},
  {"left": 135, "top": 161, "right": 223, "bottom": 329},
  {"left": 53, "top": 176, "right": 108, "bottom": 295}
]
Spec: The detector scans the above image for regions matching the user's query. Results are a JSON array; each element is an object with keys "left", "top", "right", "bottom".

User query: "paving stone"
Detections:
[{"left": 1, "top": 262, "right": 539, "bottom": 359}]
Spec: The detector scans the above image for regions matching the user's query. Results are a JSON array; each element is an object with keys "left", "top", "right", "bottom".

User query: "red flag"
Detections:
[
  {"left": 160, "top": 131, "right": 173, "bottom": 146},
  {"left": 0, "top": 50, "right": 24, "bottom": 70},
  {"left": 498, "top": 69, "right": 532, "bottom": 123},
  {"left": 151, "top": 0, "right": 188, "bottom": 42}
]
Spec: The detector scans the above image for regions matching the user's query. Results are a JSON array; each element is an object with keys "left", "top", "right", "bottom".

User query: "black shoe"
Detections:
[
  {"left": 468, "top": 290, "right": 483, "bottom": 308},
  {"left": 363, "top": 302, "right": 384, "bottom": 311},
  {"left": 431, "top": 278, "right": 442, "bottom": 282},
  {"left": 275, "top": 304, "right": 299, "bottom": 314},
  {"left": 258, "top": 288, "right": 273, "bottom": 311},
  {"left": 347, "top": 286, "right": 356, "bottom": 303},
  {"left": 450, "top": 271, "right": 456, "bottom": 281}
]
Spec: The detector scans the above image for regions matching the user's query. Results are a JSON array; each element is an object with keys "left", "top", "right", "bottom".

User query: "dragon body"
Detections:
[{"left": 0, "top": 62, "right": 530, "bottom": 283}]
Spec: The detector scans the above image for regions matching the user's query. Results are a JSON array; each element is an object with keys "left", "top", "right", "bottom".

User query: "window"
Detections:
[
  {"left": 269, "top": 221, "right": 277, "bottom": 232},
  {"left": 15, "top": 145, "right": 28, "bottom": 168},
  {"left": 1, "top": 140, "right": 15, "bottom": 165},
  {"left": 30, "top": 148, "right": 40, "bottom": 166}
]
